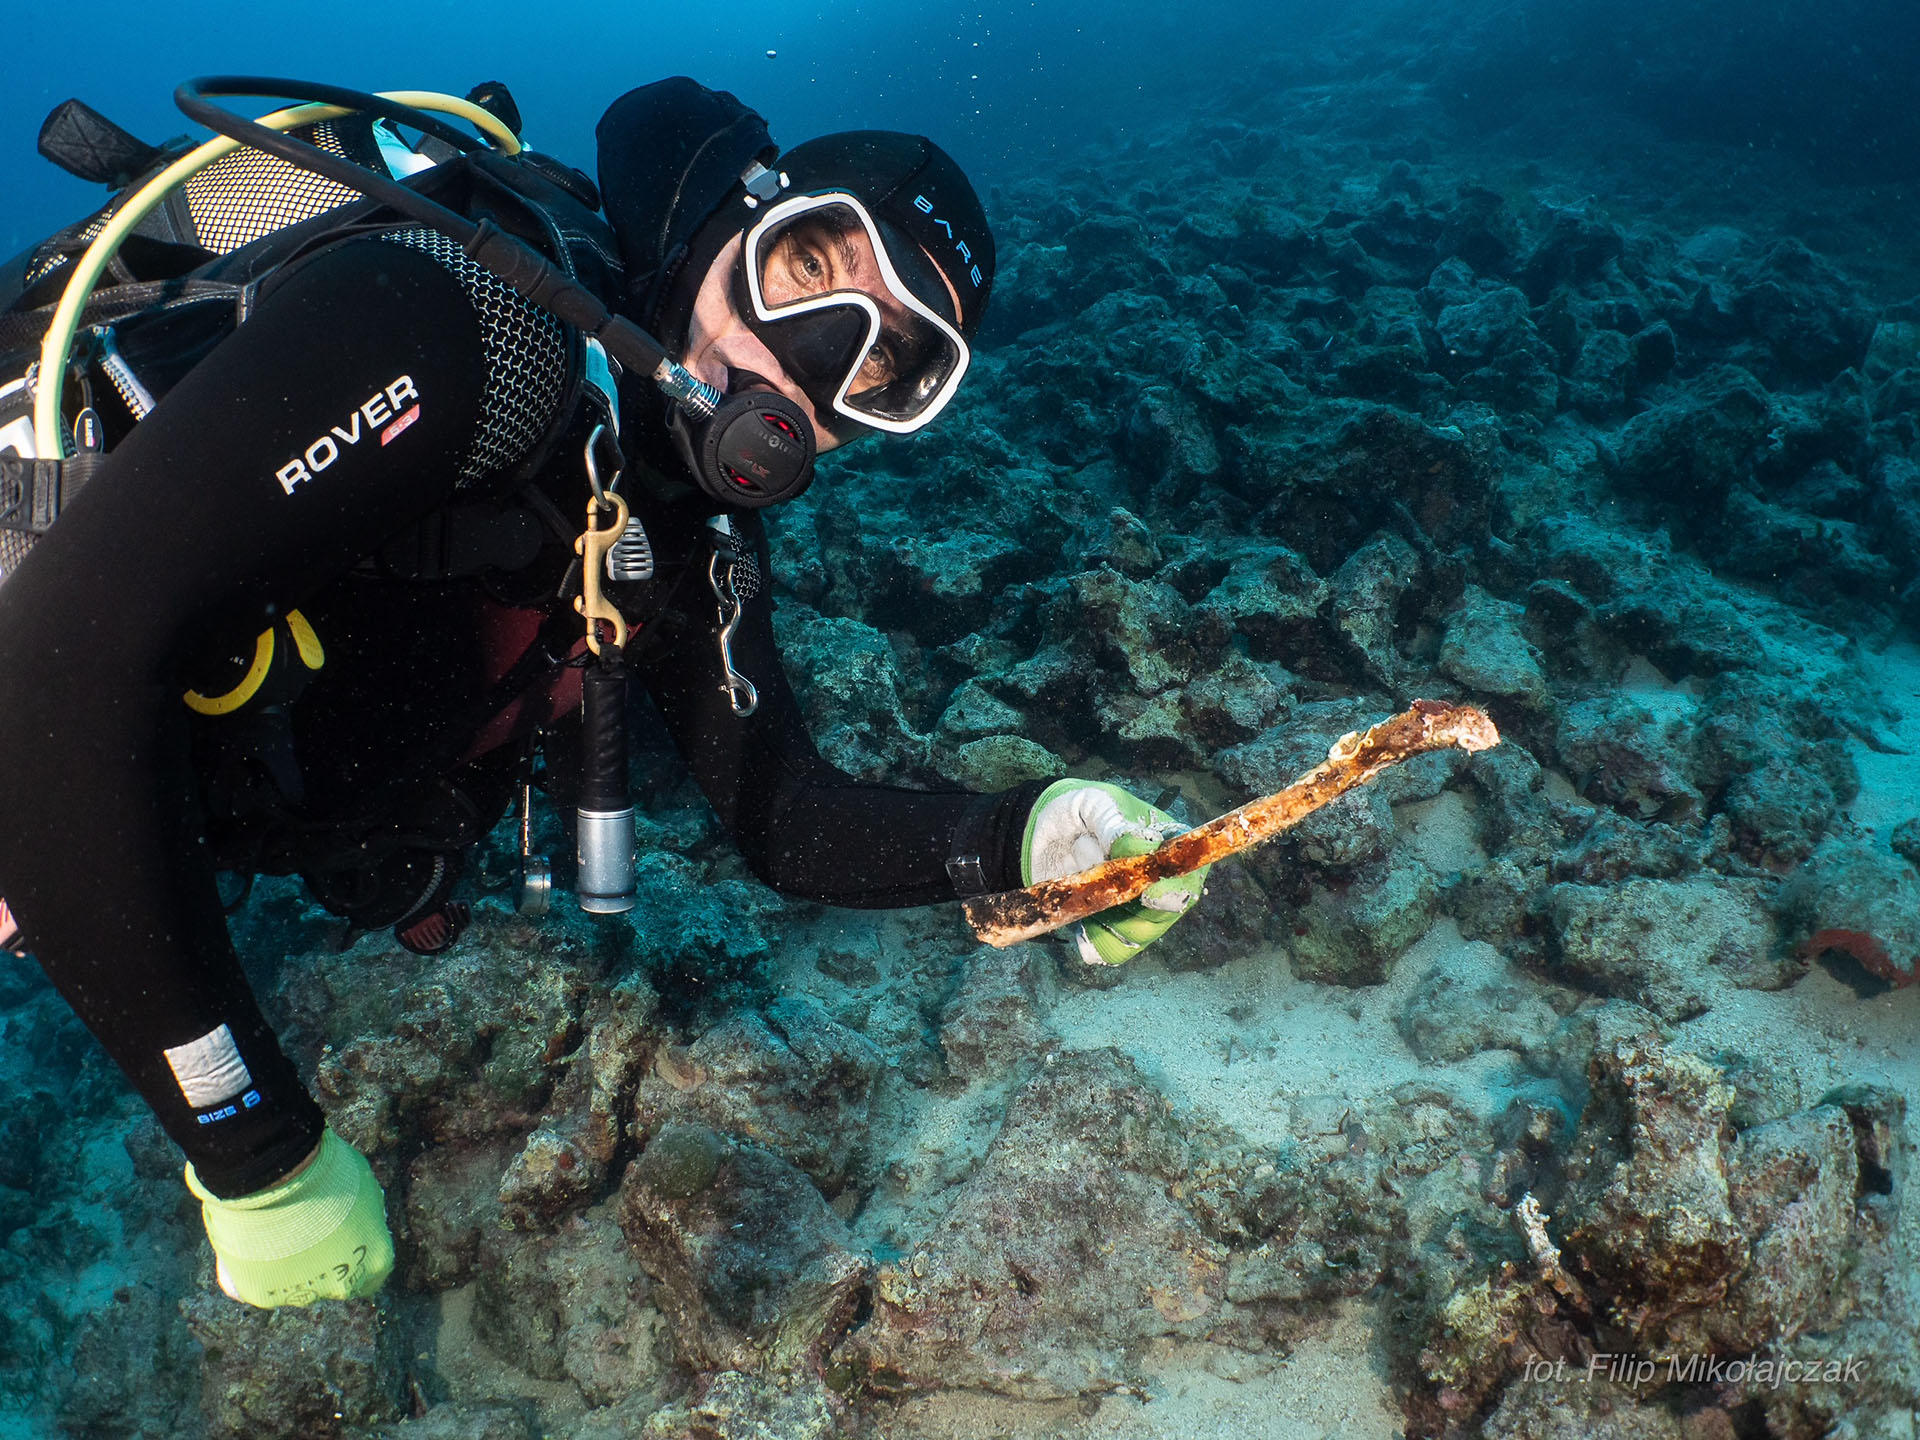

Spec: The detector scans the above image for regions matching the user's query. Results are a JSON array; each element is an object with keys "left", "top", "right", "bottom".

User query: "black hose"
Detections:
[{"left": 182, "top": 74, "right": 491, "bottom": 155}]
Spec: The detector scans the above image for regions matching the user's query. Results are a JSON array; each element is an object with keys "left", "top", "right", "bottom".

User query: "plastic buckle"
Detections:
[
  {"left": 740, "top": 160, "right": 786, "bottom": 207},
  {"left": 946, "top": 853, "right": 988, "bottom": 896},
  {"left": 0, "top": 453, "right": 99, "bottom": 534}
]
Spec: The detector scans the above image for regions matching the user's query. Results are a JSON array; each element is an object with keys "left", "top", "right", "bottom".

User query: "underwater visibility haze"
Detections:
[{"left": 1, "top": 1, "right": 1918, "bottom": 1437}]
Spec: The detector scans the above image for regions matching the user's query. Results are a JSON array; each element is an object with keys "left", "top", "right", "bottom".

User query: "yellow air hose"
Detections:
[{"left": 32, "top": 91, "right": 521, "bottom": 456}]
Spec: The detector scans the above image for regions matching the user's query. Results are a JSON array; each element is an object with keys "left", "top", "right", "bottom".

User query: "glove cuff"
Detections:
[
  {"left": 186, "top": 1129, "right": 363, "bottom": 1261},
  {"left": 945, "top": 779, "right": 1054, "bottom": 897}
]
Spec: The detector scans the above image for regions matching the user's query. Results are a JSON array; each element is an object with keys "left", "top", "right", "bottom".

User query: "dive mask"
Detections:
[{"left": 733, "top": 192, "right": 969, "bottom": 435}]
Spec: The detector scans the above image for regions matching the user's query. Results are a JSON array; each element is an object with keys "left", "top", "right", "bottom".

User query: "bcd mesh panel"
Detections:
[
  {"left": 380, "top": 227, "right": 570, "bottom": 485},
  {"left": 0, "top": 529, "right": 34, "bottom": 582},
  {"left": 3, "top": 129, "right": 575, "bottom": 594},
  {"left": 23, "top": 122, "right": 366, "bottom": 288},
  {"left": 179, "top": 122, "right": 364, "bottom": 255},
  {"left": 23, "top": 209, "right": 114, "bottom": 287}
]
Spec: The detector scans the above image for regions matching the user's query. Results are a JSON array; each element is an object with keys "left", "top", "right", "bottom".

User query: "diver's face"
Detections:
[{"left": 679, "top": 221, "right": 959, "bottom": 452}]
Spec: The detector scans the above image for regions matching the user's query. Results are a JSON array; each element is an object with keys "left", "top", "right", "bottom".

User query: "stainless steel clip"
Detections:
[{"left": 706, "top": 516, "right": 758, "bottom": 717}]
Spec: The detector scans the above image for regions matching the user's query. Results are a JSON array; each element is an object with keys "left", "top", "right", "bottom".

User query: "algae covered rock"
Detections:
[
  {"left": 1417, "top": 1014, "right": 1903, "bottom": 1434},
  {"left": 1734, "top": 238, "right": 1876, "bottom": 384},
  {"left": 498, "top": 975, "right": 660, "bottom": 1231},
  {"left": 1481, "top": 1378, "right": 1683, "bottom": 1440},
  {"left": 846, "top": 1049, "right": 1225, "bottom": 1400},
  {"left": 769, "top": 608, "right": 930, "bottom": 781},
  {"left": 1330, "top": 530, "right": 1422, "bottom": 684},
  {"left": 633, "top": 996, "right": 884, "bottom": 1195},
  {"left": 1438, "top": 585, "right": 1548, "bottom": 709},
  {"left": 368, "top": 1405, "right": 534, "bottom": 1440},
  {"left": 1079, "top": 505, "right": 1163, "bottom": 578},
  {"left": 932, "top": 733, "right": 1063, "bottom": 791},
  {"left": 310, "top": 923, "right": 592, "bottom": 1156},
  {"left": 1545, "top": 875, "right": 1785, "bottom": 1020},
  {"left": 1196, "top": 543, "right": 1329, "bottom": 663},
  {"left": 938, "top": 947, "right": 1055, "bottom": 1083},
  {"left": 1615, "top": 364, "right": 1775, "bottom": 517},
  {"left": 1694, "top": 670, "right": 1858, "bottom": 862},
  {"left": 1696, "top": 1104, "right": 1860, "bottom": 1353},
  {"left": 1559, "top": 1035, "right": 1748, "bottom": 1324},
  {"left": 1397, "top": 948, "right": 1562, "bottom": 1062},
  {"left": 617, "top": 1122, "right": 870, "bottom": 1375},
  {"left": 1181, "top": 650, "right": 1291, "bottom": 746},
  {"left": 406, "top": 1138, "right": 514, "bottom": 1289},
  {"left": 1436, "top": 285, "right": 1533, "bottom": 363},
  {"left": 626, "top": 851, "right": 784, "bottom": 998},
  {"left": 184, "top": 1291, "right": 401, "bottom": 1439},
  {"left": 1776, "top": 836, "right": 1920, "bottom": 987},
  {"left": 1290, "top": 856, "right": 1440, "bottom": 986},
  {"left": 472, "top": 1203, "right": 665, "bottom": 1407},
  {"left": 1554, "top": 692, "right": 1703, "bottom": 822},
  {"left": 639, "top": 1369, "right": 841, "bottom": 1440},
  {"left": 1069, "top": 565, "right": 1208, "bottom": 694}
]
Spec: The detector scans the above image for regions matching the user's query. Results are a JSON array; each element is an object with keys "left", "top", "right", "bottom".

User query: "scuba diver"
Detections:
[{"left": 0, "top": 76, "right": 1209, "bottom": 1310}]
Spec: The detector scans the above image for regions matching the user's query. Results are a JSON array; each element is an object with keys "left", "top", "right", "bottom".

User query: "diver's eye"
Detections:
[
  {"left": 764, "top": 231, "right": 838, "bottom": 302},
  {"left": 855, "top": 338, "right": 898, "bottom": 390}
]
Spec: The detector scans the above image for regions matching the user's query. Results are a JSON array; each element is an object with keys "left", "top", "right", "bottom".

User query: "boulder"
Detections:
[
  {"left": 1554, "top": 692, "right": 1702, "bottom": 822},
  {"left": 633, "top": 996, "right": 885, "bottom": 1195},
  {"left": 1776, "top": 838, "right": 1920, "bottom": 987},
  {"left": 472, "top": 1204, "right": 665, "bottom": 1406},
  {"left": 939, "top": 948, "right": 1054, "bottom": 1083},
  {"left": 617, "top": 1123, "right": 870, "bottom": 1375},
  {"left": 184, "top": 1292, "right": 400, "bottom": 1439},
  {"left": 1290, "top": 857, "right": 1440, "bottom": 986},
  {"left": 1438, "top": 585, "right": 1548, "bottom": 709},
  {"left": 1070, "top": 566, "right": 1207, "bottom": 694},
  {"left": 1546, "top": 876, "right": 1785, "bottom": 1021},
  {"left": 1197, "top": 545, "right": 1329, "bottom": 663},
  {"left": 638, "top": 1371, "right": 841, "bottom": 1440},
  {"left": 1330, "top": 532, "right": 1421, "bottom": 684},
  {"left": 846, "top": 1050, "right": 1225, "bottom": 1399},
  {"left": 1397, "top": 950, "right": 1562, "bottom": 1062}
]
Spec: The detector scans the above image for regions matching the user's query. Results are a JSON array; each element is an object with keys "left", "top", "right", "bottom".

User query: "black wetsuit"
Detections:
[{"left": 0, "top": 81, "right": 1039, "bottom": 1199}]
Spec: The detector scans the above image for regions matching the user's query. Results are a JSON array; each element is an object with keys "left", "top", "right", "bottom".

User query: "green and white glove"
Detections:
[
  {"left": 1021, "top": 779, "right": 1210, "bottom": 965},
  {"left": 185, "top": 1129, "right": 394, "bottom": 1308}
]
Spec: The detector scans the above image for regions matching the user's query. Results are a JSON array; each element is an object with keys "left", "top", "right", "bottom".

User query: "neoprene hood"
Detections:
[{"left": 595, "top": 78, "right": 995, "bottom": 358}]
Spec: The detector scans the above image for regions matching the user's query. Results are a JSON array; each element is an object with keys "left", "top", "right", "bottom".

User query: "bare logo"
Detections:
[
  {"left": 913, "top": 194, "right": 984, "bottom": 289},
  {"left": 275, "top": 376, "right": 420, "bottom": 495}
]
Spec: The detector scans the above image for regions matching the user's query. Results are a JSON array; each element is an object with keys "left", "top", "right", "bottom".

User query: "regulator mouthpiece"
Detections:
[{"left": 686, "top": 390, "right": 816, "bottom": 509}]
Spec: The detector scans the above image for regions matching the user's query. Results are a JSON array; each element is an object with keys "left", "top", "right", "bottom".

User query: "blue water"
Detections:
[
  {"left": 5, "top": 2, "right": 1920, "bottom": 1436},
  {"left": 4, "top": 0, "right": 1355, "bottom": 259}
]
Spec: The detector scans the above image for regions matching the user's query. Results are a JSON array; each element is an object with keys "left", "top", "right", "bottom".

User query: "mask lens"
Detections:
[{"left": 743, "top": 197, "right": 969, "bottom": 432}]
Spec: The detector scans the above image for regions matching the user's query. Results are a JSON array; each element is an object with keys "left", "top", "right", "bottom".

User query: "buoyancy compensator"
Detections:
[{"left": 8, "top": 77, "right": 797, "bottom": 929}]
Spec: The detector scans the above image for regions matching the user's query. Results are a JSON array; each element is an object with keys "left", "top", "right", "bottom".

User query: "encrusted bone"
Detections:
[{"left": 964, "top": 699, "right": 1500, "bottom": 948}]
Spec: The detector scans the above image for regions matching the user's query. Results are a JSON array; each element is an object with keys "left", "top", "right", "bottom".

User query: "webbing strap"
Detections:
[{"left": 0, "top": 452, "right": 105, "bottom": 533}]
